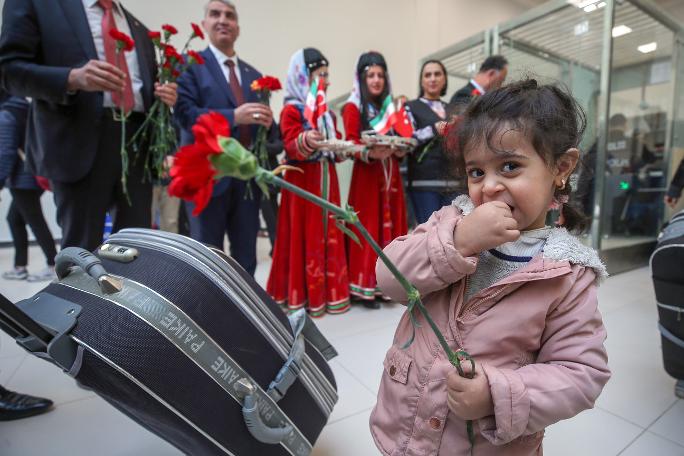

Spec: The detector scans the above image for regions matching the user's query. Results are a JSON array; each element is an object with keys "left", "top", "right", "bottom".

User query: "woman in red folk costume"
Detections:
[
  {"left": 343, "top": 51, "right": 408, "bottom": 308},
  {"left": 266, "top": 48, "right": 351, "bottom": 317}
]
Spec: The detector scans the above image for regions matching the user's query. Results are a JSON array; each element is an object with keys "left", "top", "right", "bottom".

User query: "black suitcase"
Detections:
[
  {"left": 650, "top": 210, "right": 684, "bottom": 380},
  {"left": 0, "top": 228, "right": 338, "bottom": 455}
]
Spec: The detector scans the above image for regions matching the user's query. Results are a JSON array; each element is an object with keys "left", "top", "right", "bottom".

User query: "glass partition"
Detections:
[{"left": 422, "top": 0, "right": 684, "bottom": 272}]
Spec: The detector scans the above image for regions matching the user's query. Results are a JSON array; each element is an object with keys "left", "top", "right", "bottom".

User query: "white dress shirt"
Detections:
[
  {"left": 82, "top": 0, "right": 144, "bottom": 112},
  {"left": 209, "top": 43, "right": 241, "bottom": 86}
]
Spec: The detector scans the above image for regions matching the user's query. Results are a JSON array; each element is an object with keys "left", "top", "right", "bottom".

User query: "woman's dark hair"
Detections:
[
  {"left": 418, "top": 59, "right": 448, "bottom": 98},
  {"left": 448, "top": 79, "right": 589, "bottom": 232},
  {"left": 357, "top": 51, "right": 390, "bottom": 129}
]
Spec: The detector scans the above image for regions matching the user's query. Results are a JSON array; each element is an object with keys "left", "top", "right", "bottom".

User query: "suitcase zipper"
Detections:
[{"left": 109, "top": 231, "right": 337, "bottom": 415}]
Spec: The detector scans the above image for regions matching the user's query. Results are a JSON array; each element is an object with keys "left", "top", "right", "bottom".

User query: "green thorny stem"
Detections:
[{"left": 253, "top": 168, "right": 477, "bottom": 453}]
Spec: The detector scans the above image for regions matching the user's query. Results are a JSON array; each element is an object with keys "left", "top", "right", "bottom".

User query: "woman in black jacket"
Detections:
[
  {"left": 0, "top": 92, "right": 57, "bottom": 281},
  {"left": 406, "top": 60, "right": 463, "bottom": 224}
]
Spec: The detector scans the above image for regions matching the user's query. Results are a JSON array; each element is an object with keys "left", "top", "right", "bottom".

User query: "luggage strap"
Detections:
[
  {"left": 267, "top": 310, "right": 338, "bottom": 402},
  {"left": 658, "top": 323, "right": 684, "bottom": 349}
]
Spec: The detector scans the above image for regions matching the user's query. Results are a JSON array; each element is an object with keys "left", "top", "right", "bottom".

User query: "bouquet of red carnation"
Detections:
[
  {"left": 250, "top": 75, "right": 282, "bottom": 168},
  {"left": 129, "top": 22, "right": 205, "bottom": 181}
]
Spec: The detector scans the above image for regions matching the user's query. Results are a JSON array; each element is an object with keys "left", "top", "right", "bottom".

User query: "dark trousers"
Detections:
[
  {"left": 409, "top": 190, "right": 459, "bottom": 225},
  {"left": 260, "top": 187, "right": 279, "bottom": 250},
  {"left": 6, "top": 188, "right": 57, "bottom": 267},
  {"left": 51, "top": 113, "right": 152, "bottom": 252},
  {"left": 186, "top": 179, "right": 261, "bottom": 276}
]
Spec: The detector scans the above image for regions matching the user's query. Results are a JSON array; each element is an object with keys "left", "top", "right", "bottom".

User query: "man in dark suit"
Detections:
[
  {"left": 175, "top": 0, "right": 274, "bottom": 276},
  {"left": 447, "top": 55, "right": 508, "bottom": 115},
  {"left": 0, "top": 0, "right": 177, "bottom": 252}
]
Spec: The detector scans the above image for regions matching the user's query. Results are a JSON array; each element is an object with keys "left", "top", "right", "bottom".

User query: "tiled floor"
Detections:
[{"left": 0, "top": 240, "right": 682, "bottom": 455}]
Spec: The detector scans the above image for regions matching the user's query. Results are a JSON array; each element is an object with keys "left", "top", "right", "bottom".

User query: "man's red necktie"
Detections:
[
  {"left": 99, "top": 0, "right": 135, "bottom": 113},
  {"left": 225, "top": 59, "right": 251, "bottom": 147}
]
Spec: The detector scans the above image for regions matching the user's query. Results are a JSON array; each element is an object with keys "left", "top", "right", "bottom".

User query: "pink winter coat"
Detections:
[{"left": 371, "top": 199, "right": 611, "bottom": 456}]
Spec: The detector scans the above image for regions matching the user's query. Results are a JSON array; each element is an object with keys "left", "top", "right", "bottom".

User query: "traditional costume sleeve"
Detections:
[
  {"left": 342, "top": 102, "right": 362, "bottom": 144},
  {"left": 280, "top": 104, "right": 314, "bottom": 161}
]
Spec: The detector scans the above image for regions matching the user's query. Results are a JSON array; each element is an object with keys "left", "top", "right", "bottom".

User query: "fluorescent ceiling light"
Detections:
[
  {"left": 612, "top": 25, "right": 632, "bottom": 37},
  {"left": 570, "top": 0, "right": 600, "bottom": 8},
  {"left": 597, "top": 2, "right": 606, "bottom": 7},
  {"left": 584, "top": 4, "right": 597, "bottom": 12},
  {"left": 638, "top": 42, "right": 657, "bottom": 53}
]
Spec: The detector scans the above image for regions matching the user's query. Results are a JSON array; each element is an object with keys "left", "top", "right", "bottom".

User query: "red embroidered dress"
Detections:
[
  {"left": 342, "top": 102, "right": 408, "bottom": 300},
  {"left": 266, "top": 104, "right": 350, "bottom": 316}
]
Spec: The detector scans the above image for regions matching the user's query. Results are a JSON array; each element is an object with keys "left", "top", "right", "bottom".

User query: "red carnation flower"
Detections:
[
  {"left": 191, "top": 111, "right": 231, "bottom": 155},
  {"left": 163, "top": 44, "right": 181, "bottom": 61},
  {"left": 148, "top": 31, "right": 161, "bottom": 41},
  {"left": 172, "top": 69, "right": 181, "bottom": 79},
  {"left": 162, "top": 24, "right": 178, "bottom": 35},
  {"left": 109, "top": 29, "right": 135, "bottom": 52},
  {"left": 168, "top": 143, "right": 217, "bottom": 215},
  {"left": 251, "top": 75, "right": 282, "bottom": 92},
  {"left": 169, "top": 112, "right": 231, "bottom": 215},
  {"left": 191, "top": 23, "right": 205, "bottom": 40},
  {"left": 187, "top": 50, "right": 205, "bottom": 65}
]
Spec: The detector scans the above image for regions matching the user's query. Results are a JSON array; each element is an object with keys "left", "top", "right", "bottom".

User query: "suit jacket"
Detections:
[
  {"left": 0, "top": 0, "right": 156, "bottom": 183},
  {"left": 175, "top": 47, "right": 267, "bottom": 196},
  {"left": 446, "top": 81, "right": 477, "bottom": 116}
]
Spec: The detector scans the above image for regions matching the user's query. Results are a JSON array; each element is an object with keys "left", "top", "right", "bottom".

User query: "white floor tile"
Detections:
[
  {"left": 327, "top": 359, "right": 377, "bottom": 424},
  {"left": 0, "top": 330, "right": 30, "bottom": 359},
  {"left": 0, "top": 354, "right": 26, "bottom": 384},
  {"left": 331, "top": 324, "right": 397, "bottom": 394},
  {"left": 314, "top": 302, "right": 404, "bottom": 343},
  {"left": 620, "top": 431, "right": 684, "bottom": 456},
  {"left": 311, "top": 409, "right": 377, "bottom": 456},
  {"left": 5, "top": 354, "right": 95, "bottom": 405},
  {"left": 544, "top": 407, "right": 643, "bottom": 456},
  {"left": 597, "top": 299, "right": 677, "bottom": 427},
  {"left": 649, "top": 400, "right": 684, "bottom": 447},
  {"left": 0, "top": 396, "right": 180, "bottom": 455}
]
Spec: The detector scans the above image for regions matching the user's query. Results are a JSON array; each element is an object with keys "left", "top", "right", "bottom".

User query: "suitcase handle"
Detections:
[{"left": 55, "top": 247, "right": 123, "bottom": 294}]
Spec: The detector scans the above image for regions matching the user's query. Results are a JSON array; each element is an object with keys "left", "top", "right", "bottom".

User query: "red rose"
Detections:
[
  {"left": 191, "top": 23, "right": 205, "bottom": 40},
  {"left": 168, "top": 144, "right": 217, "bottom": 215},
  {"left": 109, "top": 29, "right": 135, "bottom": 52},
  {"left": 191, "top": 111, "right": 231, "bottom": 154},
  {"left": 148, "top": 31, "right": 161, "bottom": 41},
  {"left": 162, "top": 24, "right": 178, "bottom": 35},
  {"left": 187, "top": 50, "right": 205, "bottom": 65}
]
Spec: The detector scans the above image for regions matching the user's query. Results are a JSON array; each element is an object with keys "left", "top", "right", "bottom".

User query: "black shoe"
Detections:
[
  {"left": 362, "top": 300, "right": 381, "bottom": 310},
  {"left": 0, "top": 386, "right": 54, "bottom": 421}
]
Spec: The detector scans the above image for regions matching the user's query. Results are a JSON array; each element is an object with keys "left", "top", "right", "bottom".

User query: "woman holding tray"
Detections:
[
  {"left": 266, "top": 48, "right": 351, "bottom": 317},
  {"left": 342, "top": 51, "right": 408, "bottom": 308}
]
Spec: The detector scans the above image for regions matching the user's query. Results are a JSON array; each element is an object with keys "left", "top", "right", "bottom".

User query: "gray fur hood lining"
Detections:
[{"left": 451, "top": 195, "right": 608, "bottom": 282}]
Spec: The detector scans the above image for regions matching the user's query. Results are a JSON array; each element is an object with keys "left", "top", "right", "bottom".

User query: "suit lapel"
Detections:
[
  {"left": 239, "top": 60, "right": 254, "bottom": 103},
  {"left": 60, "top": 0, "right": 98, "bottom": 60},
  {"left": 204, "top": 48, "right": 237, "bottom": 107}
]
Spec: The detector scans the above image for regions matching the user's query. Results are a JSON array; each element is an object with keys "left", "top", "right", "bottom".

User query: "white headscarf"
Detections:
[{"left": 284, "top": 49, "right": 336, "bottom": 140}]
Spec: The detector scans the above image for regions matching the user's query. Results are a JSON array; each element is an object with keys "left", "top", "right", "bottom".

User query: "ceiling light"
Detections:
[
  {"left": 584, "top": 4, "right": 597, "bottom": 12},
  {"left": 638, "top": 42, "right": 657, "bottom": 53},
  {"left": 570, "top": 0, "right": 600, "bottom": 8},
  {"left": 597, "top": 1, "right": 606, "bottom": 7},
  {"left": 612, "top": 25, "right": 632, "bottom": 37}
]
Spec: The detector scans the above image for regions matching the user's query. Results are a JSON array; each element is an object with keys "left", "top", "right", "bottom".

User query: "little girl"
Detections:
[{"left": 371, "top": 80, "right": 611, "bottom": 455}]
